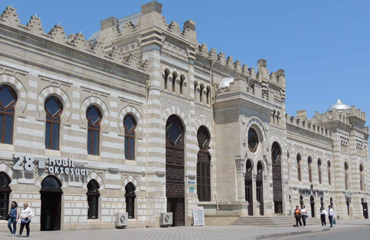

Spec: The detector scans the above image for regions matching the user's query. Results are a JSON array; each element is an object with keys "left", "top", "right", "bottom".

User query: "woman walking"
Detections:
[
  {"left": 300, "top": 205, "right": 307, "bottom": 227},
  {"left": 328, "top": 205, "right": 335, "bottom": 228},
  {"left": 7, "top": 201, "right": 19, "bottom": 236},
  {"left": 18, "top": 202, "right": 34, "bottom": 237},
  {"left": 320, "top": 206, "right": 327, "bottom": 227}
]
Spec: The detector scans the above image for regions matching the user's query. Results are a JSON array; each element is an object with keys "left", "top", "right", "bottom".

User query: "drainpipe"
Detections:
[{"left": 145, "top": 80, "right": 151, "bottom": 228}]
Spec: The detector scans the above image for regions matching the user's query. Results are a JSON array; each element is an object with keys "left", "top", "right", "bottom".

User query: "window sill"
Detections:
[
  {"left": 87, "top": 219, "right": 101, "bottom": 223},
  {"left": 124, "top": 159, "right": 136, "bottom": 166},
  {"left": 45, "top": 149, "right": 61, "bottom": 157},
  {"left": 88, "top": 155, "right": 101, "bottom": 161},
  {"left": 0, "top": 143, "right": 14, "bottom": 151}
]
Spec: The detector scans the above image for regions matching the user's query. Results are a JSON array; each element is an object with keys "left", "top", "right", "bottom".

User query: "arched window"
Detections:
[
  {"left": 125, "top": 183, "right": 136, "bottom": 219},
  {"left": 344, "top": 162, "right": 349, "bottom": 190},
  {"left": 194, "top": 82, "right": 198, "bottom": 100},
  {"left": 297, "top": 154, "right": 302, "bottom": 181},
  {"left": 248, "top": 128, "right": 259, "bottom": 152},
  {"left": 199, "top": 84, "right": 204, "bottom": 103},
  {"left": 318, "top": 159, "right": 322, "bottom": 184},
  {"left": 180, "top": 75, "right": 185, "bottom": 95},
  {"left": 41, "top": 175, "right": 62, "bottom": 190},
  {"left": 45, "top": 96, "right": 63, "bottom": 150},
  {"left": 360, "top": 164, "right": 364, "bottom": 191},
  {"left": 87, "top": 180, "right": 100, "bottom": 219},
  {"left": 86, "top": 106, "right": 102, "bottom": 155},
  {"left": 327, "top": 161, "right": 331, "bottom": 185},
  {"left": 308, "top": 157, "right": 312, "bottom": 183},
  {"left": 206, "top": 87, "right": 211, "bottom": 105},
  {"left": 124, "top": 115, "right": 136, "bottom": 160},
  {"left": 172, "top": 72, "right": 177, "bottom": 92},
  {"left": 0, "top": 85, "right": 17, "bottom": 144},
  {"left": 164, "top": 69, "right": 170, "bottom": 90},
  {"left": 271, "top": 142, "right": 283, "bottom": 213},
  {"left": 197, "top": 126, "right": 211, "bottom": 202},
  {"left": 0, "top": 172, "right": 11, "bottom": 220}
]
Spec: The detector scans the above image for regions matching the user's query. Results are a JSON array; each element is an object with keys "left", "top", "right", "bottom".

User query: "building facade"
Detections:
[{"left": 0, "top": 1, "right": 369, "bottom": 231}]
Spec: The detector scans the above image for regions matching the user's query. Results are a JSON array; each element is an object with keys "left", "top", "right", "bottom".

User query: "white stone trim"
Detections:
[{"left": 85, "top": 171, "right": 105, "bottom": 190}]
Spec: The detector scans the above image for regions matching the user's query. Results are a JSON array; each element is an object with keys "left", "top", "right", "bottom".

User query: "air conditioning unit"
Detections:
[
  {"left": 160, "top": 212, "right": 173, "bottom": 227},
  {"left": 116, "top": 212, "right": 128, "bottom": 228}
]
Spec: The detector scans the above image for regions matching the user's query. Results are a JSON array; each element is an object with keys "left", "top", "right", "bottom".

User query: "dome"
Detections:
[
  {"left": 219, "top": 77, "right": 234, "bottom": 88},
  {"left": 327, "top": 99, "right": 351, "bottom": 112}
]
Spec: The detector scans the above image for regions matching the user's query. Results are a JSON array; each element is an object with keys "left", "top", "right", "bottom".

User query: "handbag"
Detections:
[
  {"left": 333, "top": 218, "right": 336, "bottom": 224},
  {"left": 5, "top": 214, "right": 10, "bottom": 221}
]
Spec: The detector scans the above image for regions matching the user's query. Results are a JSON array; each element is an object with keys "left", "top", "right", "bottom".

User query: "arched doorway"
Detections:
[
  {"left": 125, "top": 183, "right": 136, "bottom": 219},
  {"left": 245, "top": 159, "right": 253, "bottom": 216},
  {"left": 256, "top": 161, "right": 264, "bottom": 215},
  {"left": 40, "top": 176, "right": 62, "bottom": 231},
  {"left": 271, "top": 142, "right": 283, "bottom": 214},
  {"left": 310, "top": 195, "right": 315, "bottom": 217},
  {"left": 0, "top": 172, "right": 11, "bottom": 220},
  {"left": 166, "top": 115, "right": 185, "bottom": 226},
  {"left": 87, "top": 180, "right": 100, "bottom": 219}
]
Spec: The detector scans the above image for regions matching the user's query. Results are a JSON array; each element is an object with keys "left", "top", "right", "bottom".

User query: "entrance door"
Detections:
[
  {"left": 362, "top": 202, "right": 368, "bottom": 219},
  {"left": 245, "top": 159, "right": 253, "bottom": 216},
  {"left": 310, "top": 196, "right": 315, "bottom": 218},
  {"left": 256, "top": 161, "right": 264, "bottom": 215},
  {"left": 40, "top": 176, "right": 62, "bottom": 231},
  {"left": 166, "top": 115, "right": 185, "bottom": 226},
  {"left": 271, "top": 142, "right": 283, "bottom": 214}
]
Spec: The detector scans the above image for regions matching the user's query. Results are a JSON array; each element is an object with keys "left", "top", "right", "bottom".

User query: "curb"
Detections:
[{"left": 255, "top": 228, "right": 330, "bottom": 239}]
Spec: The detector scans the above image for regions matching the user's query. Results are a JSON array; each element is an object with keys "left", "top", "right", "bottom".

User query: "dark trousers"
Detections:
[
  {"left": 320, "top": 214, "right": 326, "bottom": 226},
  {"left": 328, "top": 215, "right": 333, "bottom": 227},
  {"left": 19, "top": 220, "right": 31, "bottom": 236},
  {"left": 295, "top": 216, "right": 302, "bottom": 227},
  {"left": 7, "top": 217, "right": 17, "bottom": 234},
  {"left": 302, "top": 215, "right": 307, "bottom": 226}
]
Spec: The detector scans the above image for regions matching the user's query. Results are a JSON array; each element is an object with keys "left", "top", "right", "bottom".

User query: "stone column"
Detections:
[{"left": 235, "top": 157, "right": 245, "bottom": 202}]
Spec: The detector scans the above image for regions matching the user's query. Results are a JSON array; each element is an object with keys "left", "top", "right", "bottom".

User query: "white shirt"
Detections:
[
  {"left": 300, "top": 208, "right": 307, "bottom": 215},
  {"left": 320, "top": 209, "right": 327, "bottom": 215},
  {"left": 20, "top": 207, "right": 34, "bottom": 220},
  {"left": 328, "top": 208, "right": 335, "bottom": 216}
]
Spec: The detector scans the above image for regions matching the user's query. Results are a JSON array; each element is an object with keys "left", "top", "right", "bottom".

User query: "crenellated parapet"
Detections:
[
  {"left": 286, "top": 112, "right": 333, "bottom": 138},
  {"left": 0, "top": 6, "right": 149, "bottom": 72}
]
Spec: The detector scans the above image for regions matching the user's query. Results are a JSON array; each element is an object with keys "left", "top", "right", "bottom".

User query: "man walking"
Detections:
[{"left": 328, "top": 205, "right": 335, "bottom": 228}]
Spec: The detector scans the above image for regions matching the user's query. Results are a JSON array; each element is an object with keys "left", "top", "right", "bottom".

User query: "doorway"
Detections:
[
  {"left": 362, "top": 200, "right": 368, "bottom": 219},
  {"left": 271, "top": 142, "right": 283, "bottom": 214},
  {"left": 256, "top": 161, "right": 264, "bottom": 215},
  {"left": 40, "top": 176, "right": 62, "bottom": 231},
  {"left": 245, "top": 159, "right": 253, "bottom": 216},
  {"left": 310, "top": 195, "right": 315, "bottom": 218},
  {"left": 166, "top": 115, "right": 185, "bottom": 226}
]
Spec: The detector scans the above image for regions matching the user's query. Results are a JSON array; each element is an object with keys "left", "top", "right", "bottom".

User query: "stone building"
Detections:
[{"left": 0, "top": 1, "right": 368, "bottom": 231}]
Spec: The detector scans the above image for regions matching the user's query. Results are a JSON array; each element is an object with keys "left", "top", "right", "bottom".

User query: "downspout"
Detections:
[{"left": 145, "top": 80, "right": 151, "bottom": 228}]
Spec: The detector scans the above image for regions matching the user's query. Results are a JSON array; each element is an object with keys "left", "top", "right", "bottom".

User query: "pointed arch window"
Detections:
[
  {"left": 318, "top": 159, "right": 322, "bottom": 184},
  {"left": 0, "top": 85, "right": 17, "bottom": 144},
  {"left": 125, "top": 183, "right": 136, "bottom": 219},
  {"left": 180, "top": 75, "right": 185, "bottom": 95},
  {"left": 206, "top": 87, "right": 211, "bottom": 105},
  {"left": 197, "top": 126, "right": 211, "bottom": 202},
  {"left": 172, "top": 72, "right": 177, "bottom": 92},
  {"left": 0, "top": 172, "right": 11, "bottom": 220},
  {"left": 45, "top": 96, "right": 63, "bottom": 150},
  {"left": 327, "top": 161, "right": 331, "bottom": 185},
  {"left": 199, "top": 84, "right": 204, "bottom": 103},
  {"left": 87, "top": 180, "right": 100, "bottom": 219},
  {"left": 297, "top": 154, "right": 302, "bottom": 181},
  {"left": 87, "top": 106, "right": 102, "bottom": 155},
  {"left": 124, "top": 115, "right": 136, "bottom": 160},
  {"left": 344, "top": 162, "right": 349, "bottom": 190},
  {"left": 164, "top": 69, "right": 170, "bottom": 90},
  {"left": 308, "top": 157, "right": 312, "bottom": 183}
]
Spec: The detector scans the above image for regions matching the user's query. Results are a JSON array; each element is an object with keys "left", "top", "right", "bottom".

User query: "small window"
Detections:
[
  {"left": 87, "top": 180, "right": 100, "bottom": 219},
  {"left": 248, "top": 128, "right": 258, "bottom": 152},
  {"left": 45, "top": 96, "right": 63, "bottom": 150},
  {"left": 87, "top": 106, "right": 102, "bottom": 155},
  {"left": 0, "top": 172, "right": 11, "bottom": 220},
  {"left": 124, "top": 115, "right": 136, "bottom": 160},
  {"left": 327, "top": 161, "right": 331, "bottom": 185},
  {"left": 344, "top": 162, "right": 349, "bottom": 190},
  {"left": 125, "top": 183, "right": 136, "bottom": 219},
  {"left": 308, "top": 157, "right": 312, "bottom": 183},
  {"left": 297, "top": 154, "right": 302, "bottom": 181},
  {"left": 0, "top": 85, "right": 17, "bottom": 144},
  {"left": 180, "top": 75, "right": 185, "bottom": 95},
  {"left": 318, "top": 159, "right": 322, "bottom": 184}
]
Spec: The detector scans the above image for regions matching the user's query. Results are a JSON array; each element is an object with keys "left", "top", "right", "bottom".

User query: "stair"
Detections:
[{"left": 232, "top": 215, "right": 322, "bottom": 227}]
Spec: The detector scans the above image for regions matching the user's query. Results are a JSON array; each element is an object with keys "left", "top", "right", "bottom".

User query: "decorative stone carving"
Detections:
[
  {"left": 0, "top": 6, "right": 20, "bottom": 27},
  {"left": 26, "top": 15, "right": 43, "bottom": 35},
  {"left": 218, "top": 52, "right": 226, "bottom": 65},
  {"left": 226, "top": 56, "right": 234, "bottom": 68},
  {"left": 168, "top": 21, "right": 181, "bottom": 35},
  {"left": 48, "top": 24, "right": 66, "bottom": 44}
]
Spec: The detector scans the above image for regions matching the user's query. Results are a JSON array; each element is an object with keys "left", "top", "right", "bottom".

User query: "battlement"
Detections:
[
  {"left": 0, "top": 6, "right": 149, "bottom": 72},
  {"left": 286, "top": 113, "right": 333, "bottom": 138}
]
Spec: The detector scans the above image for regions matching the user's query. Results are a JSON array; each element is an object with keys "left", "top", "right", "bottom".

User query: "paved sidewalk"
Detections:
[{"left": 0, "top": 220, "right": 368, "bottom": 240}]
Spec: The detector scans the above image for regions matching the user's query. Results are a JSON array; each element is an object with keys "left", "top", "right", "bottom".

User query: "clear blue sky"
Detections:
[{"left": 1, "top": 0, "right": 369, "bottom": 120}]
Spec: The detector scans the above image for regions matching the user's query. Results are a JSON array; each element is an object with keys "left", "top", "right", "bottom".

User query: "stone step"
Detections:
[{"left": 232, "top": 216, "right": 322, "bottom": 226}]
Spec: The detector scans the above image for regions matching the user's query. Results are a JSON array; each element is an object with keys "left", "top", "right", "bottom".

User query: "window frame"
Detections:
[
  {"left": 0, "top": 85, "right": 17, "bottom": 144},
  {"left": 86, "top": 106, "right": 102, "bottom": 156},
  {"left": 44, "top": 96, "right": 63, "bottom": 150},
  {"left": 124, "top": 115, "right": 137, "bottom": 160}
]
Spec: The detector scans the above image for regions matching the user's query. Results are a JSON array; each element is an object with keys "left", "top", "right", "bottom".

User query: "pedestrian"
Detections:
[
  {"left": 300, "top": 204, "right": 307, "bottom": 227},
  {"left": 7, "top": 201, "right": 20, "bottom": 236},
  {"left": 328, "top": 205, "right": 335, "bottom": 228},
  {"left": 294, "top": 205, "right": 302, "bottom": 227},
  {"left": 320, "top": 206, "right": 327, "bottom": 227},
  {"left": 17, "top": 202, "right": 34, "bottom": 237}
]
